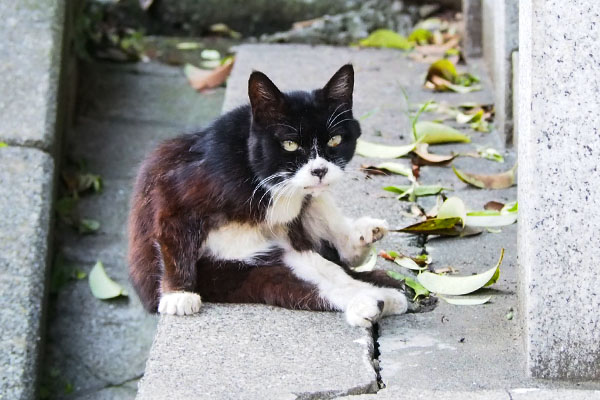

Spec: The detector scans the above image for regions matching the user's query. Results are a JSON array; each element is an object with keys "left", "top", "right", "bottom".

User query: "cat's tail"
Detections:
[{"left": 127, "top": 170, "right": 161, "bottom": 313}]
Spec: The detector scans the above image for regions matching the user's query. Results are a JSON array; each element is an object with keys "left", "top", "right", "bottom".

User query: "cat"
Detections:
[{"left": 128, "top": 64, "right": 409, "bottom": 327}]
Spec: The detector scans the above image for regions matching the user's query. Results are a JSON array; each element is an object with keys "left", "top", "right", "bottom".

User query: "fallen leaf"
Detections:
[
  {"left": 417, "top": 248, "right": 504, "bottom": 295},
  {"left": 200, "top": 49, "right": 221, "bottom": 60},
  {"left": 88, "top": 261, "right": 128, "bottom": 299},
  {"left": 434, "top": 266, "right": 457, "bottom": 274},
  {"left": 439, "top": 294, "right": 491, "bottom": 305},
  {"left": 453, "top": 164, "right": 517, "bottom": 189},
  {"left": 397, "top": 217, "right": 461, "bottom": 234},
  {"left": 184, "top": 58, "right": 234, "bottom": 91},
  {"left": 354, "top": 247, "right": 377, "bottom": 272},
  {"left": 465, "top": 212, "right": 517, "bottom": 227},
  {"left": 78, "top": 218, "right": 100, "bottom": 234},
  {"left": 361, "top": 162, "right": 412, "bottom": 176},
  {"left": 414, "top": 121, "right": 471, "bottom": 144},
  {"left": 413, "top": 143, "right": 456, "bottom": 165},
  {"left": 395, "top": 257, "right": 426, "bottom": 271},
  {"left": 176, "top": 42, "right": 202, "bottom": 50},
  {"left": 0, "top": 142, "right": 7, "bottom": 148},
  {"left": 409, "top": 28, "right": 433, "bottom": 45},
  {"left": 502, "top": 201, "right": 518, "bottom": 213},
  {"left": 384, "top": 185, "right": 448, "bottom": 199},
  {"left": 437, "top": 197, "right": 467, "bottom": 227},
  {"left": 456, "top": 109, "right": 484, "bottom": 124},
  {"left": 425, "top": 59, "right": 457, "bottom": 83},
  {"left": 484, "top": 201, "right": 505, "bottom": 211},
  {"left": 487, "top": 228, "right": 502, "bottom": 233},
  {"left": 387, "top": 270, "right": 430, "bottom": 300},
  {"left": 479, "top": 148, "right": 504, "bottom": 162},
  {"left": 379, "top": 250, "right": 395, "bottom": 261},
  {"left": 359, "top": 29, "right": 413, "bottom": 50},
  {"left": 428, "top": 75, "right": 482, "bottom": 93},
  {"left": 355, "top": 140, "right": 415, "bottom": 159},
  {"left": 209, "top": 23, "right": 242, "bottom": 39}
]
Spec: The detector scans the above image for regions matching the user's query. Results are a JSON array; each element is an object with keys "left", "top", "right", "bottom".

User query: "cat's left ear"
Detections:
[{"left": 322, "top": 64, "right": 354, "bottom": 107}]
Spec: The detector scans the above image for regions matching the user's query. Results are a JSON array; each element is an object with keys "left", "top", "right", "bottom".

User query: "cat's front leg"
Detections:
[
  {"left": 340, "top": 216, "right": 389, "bottom": 267},
  {"left": 284, "top": 250, "right": 407, "bottom": 327},
  {"left": 156, "top": 215, "right": 203, "bottom": 316}
]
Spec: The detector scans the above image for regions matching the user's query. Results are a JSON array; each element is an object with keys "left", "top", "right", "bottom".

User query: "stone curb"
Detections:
[{"left": 0, "top": 0, "right": 69, "bottom": 398}]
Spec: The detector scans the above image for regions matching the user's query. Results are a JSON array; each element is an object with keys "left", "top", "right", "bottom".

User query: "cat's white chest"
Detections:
[{"left": 265, "top": 192, "right": 305, "bottom": 225}]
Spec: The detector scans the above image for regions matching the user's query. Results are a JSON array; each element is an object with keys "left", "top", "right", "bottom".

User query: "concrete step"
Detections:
[{"left": 136, "top": 44, "right": 600, "bottom": 398}]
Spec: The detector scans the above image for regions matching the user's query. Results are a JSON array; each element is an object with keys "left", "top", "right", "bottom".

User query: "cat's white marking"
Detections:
[
  {"left": 302, "top": 193, "right": 388, "bottom": 267},
  {"left": 203, "top": 222, "right": 275, "bottom": 261},
  {"left": 290, "top": 157, "right": 343, "bottom": 193},
  {"left": 266, "top": 186, "right": 305, "bottom": 225},
  {"left": 158, "top": 292, "right": 202, "bottom": 316},
  {"left": 283, "top": 250, "right": 407, "bottom": 327}
]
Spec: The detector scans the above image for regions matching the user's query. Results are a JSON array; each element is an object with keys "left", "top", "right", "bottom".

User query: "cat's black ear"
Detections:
[
  {"left": 323, "top": 64, "right": 354, "bottom": 107},
  {"left": 248, "top": 71, "right": 286, "bottom": 124}
]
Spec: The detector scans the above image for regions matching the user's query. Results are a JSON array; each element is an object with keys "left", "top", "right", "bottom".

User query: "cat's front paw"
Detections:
[
  {"left": 158, "top": 291, "right": 202, "bottom": 316},
  {"left": 379, "top": 288, "right": 408, "bottom": 316},
  {"left": 352, "top": 217, "right": 388, "bottom": 246},
  {"left": 345, "top": 292, "right": 385, "bottom": 327}
]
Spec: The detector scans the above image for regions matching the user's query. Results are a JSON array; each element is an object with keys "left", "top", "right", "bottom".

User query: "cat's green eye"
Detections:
[
  {"left": 327, "top": 135, "right": 342, "bottom": 148},
  {"left": 282, "top": 140, "right": 299, "bottom": 152}
]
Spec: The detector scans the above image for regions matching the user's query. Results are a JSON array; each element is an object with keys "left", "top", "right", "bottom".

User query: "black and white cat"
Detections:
[{"left": 128, "top": 64, "right": 408, "bottom": 327}]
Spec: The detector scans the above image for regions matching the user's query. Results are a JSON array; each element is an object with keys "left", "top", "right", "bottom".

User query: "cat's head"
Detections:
[{"left": 247, "top": 64, "right": 361, "bottom": 197}]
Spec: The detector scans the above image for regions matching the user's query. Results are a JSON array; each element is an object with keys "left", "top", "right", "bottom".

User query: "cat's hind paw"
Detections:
[{"left": 158, "top": 291, "right": 202, "bottom": 316}]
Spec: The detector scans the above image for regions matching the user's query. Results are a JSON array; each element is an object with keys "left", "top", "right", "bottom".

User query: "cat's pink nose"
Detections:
[{"left": 311, "top": 167, "right": 328, "bottom": 180}]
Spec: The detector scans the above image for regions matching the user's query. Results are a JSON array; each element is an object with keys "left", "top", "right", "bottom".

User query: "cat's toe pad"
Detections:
[
  {"left": 352, "top": 217, "right": 388, "bottom": 246},
  {"left": 158, "top": 292, "right": 202, "bottom": 316},
  {"left": 345, "top": 292, "right": 384, "bottom": 327}
]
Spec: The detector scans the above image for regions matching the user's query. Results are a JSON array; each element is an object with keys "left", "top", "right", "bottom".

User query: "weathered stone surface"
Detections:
[
  {"left": 137, "top": 305, "right": 377, "bottom": 400},
  {"left": 0, "top": 0, "right": 65, "bottom": 151},
  {"left": 482, "top": 0, "right": 519, "bottom": 145},
  {"left": 343, "top": 388, "right": 600, "bottom": 399},
  {"left": 462, "top": 0, "right": 483, "bottom": 57},
  {"left": 518, "top": 0, "right": 600, "bottom": 379},
  {"left": 0, "top": 147, "right": 54, "bottom": 400},
  {"left": 42, "top": 62, "right": 225, "bottom": 399}
]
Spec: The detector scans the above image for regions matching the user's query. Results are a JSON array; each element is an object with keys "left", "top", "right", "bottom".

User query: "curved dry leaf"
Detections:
[
  {"left": 361, "top": 162, "right": 412, "bottom": 176},
  {"left": 415, "top": 121, "right": 471, "bottom": 144},
  {"left": 354, "top": 247, "right": 377, "bottom": 272},
  {"left": 453, "top": 164, "right": 517, "bottom": 189},
  {"left": 413, "top": 143, "right": 456, "bottom": 165},
  {"left": 439, "top": 294, "right": 492, "bottom": 305},
  {"left": 355, "top": 140, "right": 415, "bottom": 159},
  {"left": 89, "top": 261, "right": 128, "bottom": 300},
  {"left": 417, "top": 248, "right": 504, "bottom": 295},
  {"left": 184, "top": 58, "right": 234, "bottom": 91},
  {"left": 437, "top": 197, "right": 467, "bottom": 227},
  {"left": 484, "top": 201, "right": 505, "bottom": 211}
]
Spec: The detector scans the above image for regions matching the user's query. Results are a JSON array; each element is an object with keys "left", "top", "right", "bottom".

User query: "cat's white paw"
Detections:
[
  {"left": 345, "top": 292, "right": 385, "bottom": 327},
  {"left": 351, "top": 217, "right": 388, "bottom": 247},
  {"left": 158, "top": 292, "right": 202, "bottom": 316},
  {"left": 379, "top": 288, "right": 408, "bottom": 316}
]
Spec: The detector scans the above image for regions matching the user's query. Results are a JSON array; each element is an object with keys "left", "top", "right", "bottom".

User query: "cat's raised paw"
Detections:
[
  {"left": 352, "top": 217, "right": 388, "bottom": 246},
  {"left": 158, "top": 292, "right": 202, "bottom": 316},
  {"left": 345, "top": 292, "right": 384, "bottom": 327}
]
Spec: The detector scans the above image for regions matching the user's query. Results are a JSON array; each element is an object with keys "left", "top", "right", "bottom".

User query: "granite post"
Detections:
[{"left": 518, "top": 0, "right": 600, "bottom": 379}]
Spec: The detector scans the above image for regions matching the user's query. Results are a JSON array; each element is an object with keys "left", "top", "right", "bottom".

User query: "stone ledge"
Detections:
[
  {"left": 136, "top": 305, "right": 377, "bottom": 400},
  {"left": 0, "top": 0, "right": 66, "bottom": 151},
  {"left": 0, "top": 147, "right": 54, "bottom": 400}
]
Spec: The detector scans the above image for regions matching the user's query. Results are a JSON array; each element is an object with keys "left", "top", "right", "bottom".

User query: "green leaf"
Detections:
[
  {"left": 78, "top": 218, "right": 100, "bottom": 234},
  {"left": 465, "top": 213, "right": 517, "bottom": 227},
  {"left": 453, "top": 164, "right": 517, "bottom": 189},
  {"left": 0, "top": 142, "right": 7, "bottom": 148},
  {"left": 355, "top": 139, "right": 415, "bottom": 159},
  {"left": 384, "top": 185, "right": 448, "bottom": 198},
  {"left": 437, "top": 197, "right": 467, "bottom": 227},
  {"left": 439, "top": 294, "right": 491, "bottom": 305},
  {"left": 387, "top": 250, "right": 400, "bottom": 258},
  {"left": 387, "top": 270, "right": 430, "bottom": 300},
  {"left": 426, "top": 59, "right": 457, "bottom": 82},
  {"left": 359, "top": 29, "right": 414, "bottom": 50},
  {"left": 479, "top": 148, "right": 504, "bottom": 162},
  {"left": 408, "top": 28, "right": 432, "bottom": 45},
  {"left": 444, "top": 82, "right": 482, "bottom": 93},
  {"left": 200, "top": 49, "right": 221, "bottom": 60},
  {"left": 88, "top": 261, "right": 128, "bottom": 299},
  {"left": 354, "top": 247, "right": 377, "bottom": 272},
  {"left": 502, "top": 201, "right": 518, "bottom": 213},
  {"left": 414, "top": 121, "right": 471, "bottom": 144},
  {"left": 176, "top": 41, "right": 202, "bottom": 50},
  {"left": 456, "top": 110, "right": 483, "bottom": 124},
  {"left": 399, "top": 217, "right": 461, "bottom": 234},
  {"left": 394, "top": 257, "right": 426, "bottom": 271},
  {"left": 373, "top": 162, "right": 412, "bottom": 176},
  {"left": 416, "top": 248, "right": 504, "bottom": 295}
]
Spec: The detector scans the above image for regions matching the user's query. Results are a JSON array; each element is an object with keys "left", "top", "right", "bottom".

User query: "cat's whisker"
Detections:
[
  {"left": 329, "top": 117, "right": 353, "bottom": 131},
  {"left": 250, "top": 172, "right": 290, "bottom": 210},
  {"left": 326, "top": 103, "right": 348, "bottom": 129},
  {"left": 267, "top": 123, "right": 298, "bottom": 132}
]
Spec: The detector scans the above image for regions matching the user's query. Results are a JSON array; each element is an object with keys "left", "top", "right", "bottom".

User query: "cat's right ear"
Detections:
[{"left": 248, "top": 71, "right": 286, "bottom": 125}]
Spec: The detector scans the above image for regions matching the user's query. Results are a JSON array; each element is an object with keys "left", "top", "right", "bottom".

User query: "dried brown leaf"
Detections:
[
  {"left": 413, "top": 143, "right": 456, "bottom": 166},
  {"left": 484, "top": 201, "right": 505, "bottom": 211},
  {"left": 184, "top": 58, "right": 234, "bottom": 91}
]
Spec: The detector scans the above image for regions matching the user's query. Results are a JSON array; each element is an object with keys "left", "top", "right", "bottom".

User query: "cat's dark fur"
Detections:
[{"left": 128, "top": 65, "right": 409, "bottom": 325}]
